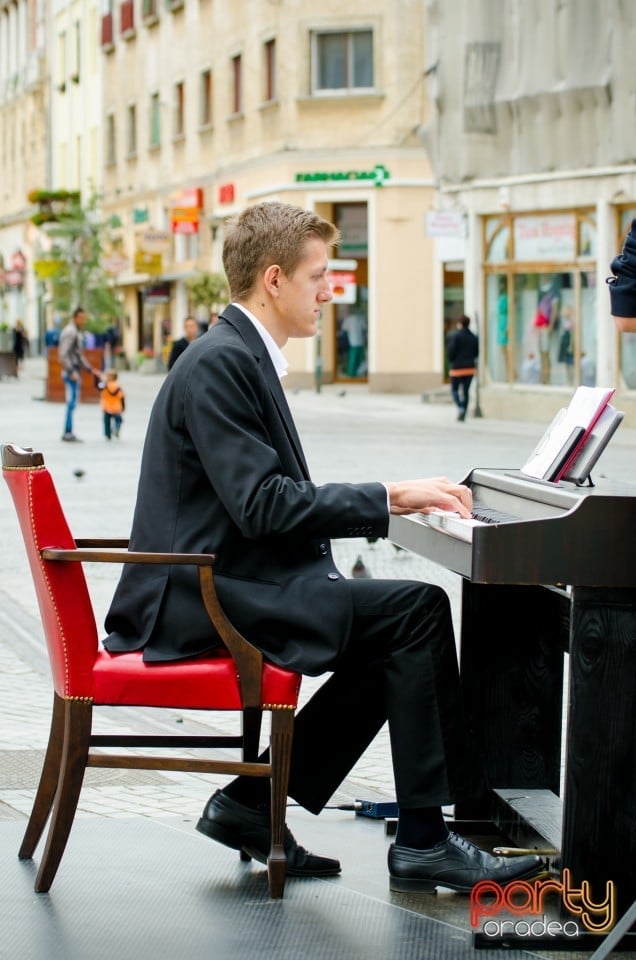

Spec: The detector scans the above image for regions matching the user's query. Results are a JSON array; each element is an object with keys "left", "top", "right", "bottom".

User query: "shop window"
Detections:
[
  {"left": 484, "top": 219, "right": 510, "bottom": 262},
  {"left": 312, "top": 29, "right": 374, "bottom": 94},
  {"left": 484, "top": 211, "right": 597, "bottom": 389}
]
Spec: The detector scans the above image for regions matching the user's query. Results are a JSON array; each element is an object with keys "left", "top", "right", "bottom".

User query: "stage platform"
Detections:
[{"left": 2, "top": 808, "right": 633, "bottom": 960}]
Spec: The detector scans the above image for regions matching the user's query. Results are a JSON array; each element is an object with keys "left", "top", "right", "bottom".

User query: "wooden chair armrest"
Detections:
[
  {"left": 41, "top": 547, "right": 217, "bottom": 565},
  {"left": 41, "top": 546, "right": 265, "bottom": 708}
]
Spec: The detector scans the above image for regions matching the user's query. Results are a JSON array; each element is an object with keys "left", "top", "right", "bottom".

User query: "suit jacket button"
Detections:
[
  {"left": 328, "top": 573, "right": 339, "bottom": 580},
  {"left": 319, "top": 543, "right": 328, "bottom": 556}
]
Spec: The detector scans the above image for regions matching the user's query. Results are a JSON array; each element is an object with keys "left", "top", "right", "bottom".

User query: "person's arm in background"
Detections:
[{"left": 608, "top": 219, "right": 636, "bottom": 332}]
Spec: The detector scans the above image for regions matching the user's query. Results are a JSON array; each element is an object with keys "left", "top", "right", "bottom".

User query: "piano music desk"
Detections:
[{"left": 389, "top": 468, "right": 636, "bottom": 915}]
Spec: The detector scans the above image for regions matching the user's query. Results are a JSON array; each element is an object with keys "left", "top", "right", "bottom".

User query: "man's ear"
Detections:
[{"left": 263, "top": 264, "right": 282, "bottom": 297}]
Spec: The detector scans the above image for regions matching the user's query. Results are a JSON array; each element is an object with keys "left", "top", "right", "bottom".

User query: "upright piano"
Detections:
[{"left": 389, "top": 468, "right": 636, "bottom": 915}]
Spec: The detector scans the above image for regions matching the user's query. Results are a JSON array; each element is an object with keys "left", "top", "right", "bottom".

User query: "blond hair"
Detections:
[{"left": 223, "top": 202, "right": 339, "bottom": 301}]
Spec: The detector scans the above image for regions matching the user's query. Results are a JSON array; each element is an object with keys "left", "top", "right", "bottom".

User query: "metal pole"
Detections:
[
  {"left": 315, "top": 316, "right": 323, "bottom": 393},
  {"left": 473, "top": 310, "right": 483, "bottom": 418}
]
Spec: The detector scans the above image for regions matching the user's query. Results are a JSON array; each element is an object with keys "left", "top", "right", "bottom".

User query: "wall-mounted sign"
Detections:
[
  {"left": 328, "top": 271, "right": 357, "bottom": 304},
  {"left": 425, "top": 211, "right": 467, "bottom": 238},
  {"left": 134, "top": 251, "right": 163, "bottom": 275},
  {"left": 33, "top": 259, "right": 66, "bottom": 279},
  {"left": 513, "top": 214, "right": 577, "bottom": 261},
  {"left": 103, "top": 255, "right": 131, "bottom": 275},
  {"left": 170, "top": 187, "right": 203, "bottom": 234},
  {"left": 295, "top": 164, "right": 390, "bottom": 187},
  {"left": 171, "top": 207, "right": 200, "bottom": 234},
  {"left": 218, "top": 183, "right": 235, "bottom": 204},
  {"left": 144, "top": 283, "right": 171, "bottom": 304},
  {"left": 137, "top": 229, "right": 172, "bottom": 254}
]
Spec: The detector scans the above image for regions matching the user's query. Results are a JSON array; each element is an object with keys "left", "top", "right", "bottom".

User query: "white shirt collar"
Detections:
[{"left": 231, "top": 303, "right": 288, "bottom": 379}]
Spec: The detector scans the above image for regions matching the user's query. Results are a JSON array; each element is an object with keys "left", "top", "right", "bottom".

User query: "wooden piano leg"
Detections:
[
  {"left": 563, "top": 586, "right": 636, "bottom": 918},
  {"left": 455, "top": 580, "right": 566, "bottom": 821}
]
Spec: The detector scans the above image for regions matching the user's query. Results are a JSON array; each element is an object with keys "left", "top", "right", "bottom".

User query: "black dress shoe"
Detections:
[
  {"left": 196, "top": 790, "right": 341, "bottom": 877},
  {"left": 388, "top": 832, "right": 546, "bottom": 893}
]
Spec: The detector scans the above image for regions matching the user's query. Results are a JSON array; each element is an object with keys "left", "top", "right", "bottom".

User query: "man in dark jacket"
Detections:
[
  {"left": 104, "top": 202, "right": 542, "bottom": 892},
  {"left": 167, "top": 315, "right": 200, "bottom": 370},
  {"left": 447, "top": 315, "right": 479, "bottom": 421}
]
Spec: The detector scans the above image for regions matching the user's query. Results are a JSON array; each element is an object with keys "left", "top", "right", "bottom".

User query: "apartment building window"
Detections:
[
  {"left": 263, "top": 38, "right": 276, "bottom": 102},
  {"left": 120, "top": 0, "right": 135, "bottom": 39},
  {"left": 312, "top": 29, "right": 374, "bottom": 93},
  {"left": 56, "top": 30, "right": 66, "bottom": 91},
  {"left": 71, "top": 21, "right": 80, "bottom": 82},
  {"left": 106, "top": 112, "right": 116, "bottom": 166},
  {"left": 126, "top": 102, "right": 137, "bottom": 157},
  {"left": 149, "top": 91, "right": 161, "bottom": 148},
  {"left": 101, "top": 3, "right": 114, "bottom": 51},
  {"left": 173, "top": 80, "right": 185, "bottom": 139},
  {"left": 231, "top": 54, "right": 242, "bottom": 114},
  {"left": 199, "top": 68, "right": 212, "bottom": 127},
  {"left": 142, "top": 0, "right": 159, "bottom": 23}
]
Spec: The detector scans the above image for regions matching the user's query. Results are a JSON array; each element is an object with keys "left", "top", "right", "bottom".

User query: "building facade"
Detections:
[
  {"left": 98, "top": 0, "right": 439, "bottom": 389},
  {"left": 0, "top": 0, "right": 48, "bottom": 351},
  {"left": 422, "top": 0, "right": 636, "bottom": 423}
]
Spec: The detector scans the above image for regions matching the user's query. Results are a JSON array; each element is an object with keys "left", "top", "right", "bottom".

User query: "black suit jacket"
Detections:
[{"left": 104, "top": 305, "right": 389, "bottom": 673}]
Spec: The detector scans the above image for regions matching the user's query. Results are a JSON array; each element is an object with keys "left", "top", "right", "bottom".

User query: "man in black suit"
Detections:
[{"left": 105, "top": 202, "right": 542, "bottom": 891}]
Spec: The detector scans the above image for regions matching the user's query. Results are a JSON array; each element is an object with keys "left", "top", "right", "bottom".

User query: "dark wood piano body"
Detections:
[{"left": 389, "top": 469, "right": 636, "bottom": 915}]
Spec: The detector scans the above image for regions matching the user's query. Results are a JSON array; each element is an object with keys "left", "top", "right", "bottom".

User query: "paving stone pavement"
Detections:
[{"left": 1, "top": 357, "right": 634, "bottom": 828}]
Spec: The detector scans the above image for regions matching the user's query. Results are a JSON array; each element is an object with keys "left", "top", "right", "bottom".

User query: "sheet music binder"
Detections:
[
  {"left": 520, "top": 386, "right": 616, "bottom": 483},
  {"left": 562, "top": 405, "right": 624, "bottom": 485}
]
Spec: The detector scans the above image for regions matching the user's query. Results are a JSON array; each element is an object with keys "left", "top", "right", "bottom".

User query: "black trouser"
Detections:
[
  {"left": 285, "top": 579, "right": 469, "bottom": 814},
  {"left": 450, "top": 374, "right": 473, "bottom": 414}
]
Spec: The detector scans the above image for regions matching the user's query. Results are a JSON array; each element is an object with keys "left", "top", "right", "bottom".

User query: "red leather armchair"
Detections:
[{"left": 1, "top": 443, "right": 301, "bottom": 898}]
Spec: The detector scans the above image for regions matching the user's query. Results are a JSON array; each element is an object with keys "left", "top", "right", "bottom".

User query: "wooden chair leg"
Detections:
[
  {"left": 267, "top": 708, "right": 294, "bottom": 899},
  {"left": 19, "top": 692, "right": 66, "bottom": 860},
  {"left": 34, "top": 699, "right": 92, "bottom": 893}
]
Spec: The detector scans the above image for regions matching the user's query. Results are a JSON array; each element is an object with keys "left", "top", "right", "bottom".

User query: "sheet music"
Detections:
[{"left": 520, "top": 386, "right": 615, "bottom": 482}]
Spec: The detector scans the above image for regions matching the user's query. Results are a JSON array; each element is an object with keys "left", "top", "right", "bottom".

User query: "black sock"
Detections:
[{"left": 396, "top": 807, "right": 450, "bottom": 849}]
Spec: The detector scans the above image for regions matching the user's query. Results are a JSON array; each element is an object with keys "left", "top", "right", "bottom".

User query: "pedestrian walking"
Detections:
[
  {"left": 58, "top": 306, "right": 101, "bottom": 443},
  {"left": 12, "top": 320, "right": 29, "bottom": 373},
  {"left": 447, "top": 315, "right": 479, "bottom": 422}
]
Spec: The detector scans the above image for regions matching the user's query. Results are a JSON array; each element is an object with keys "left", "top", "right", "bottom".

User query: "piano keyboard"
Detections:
[{"left": 471, "top": 505, "right": 520, "bottom": 524}]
